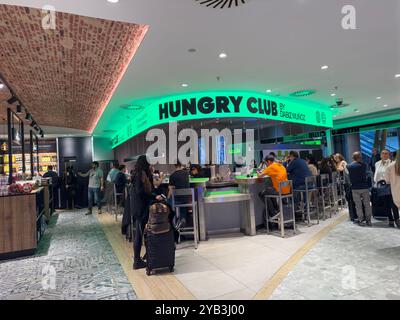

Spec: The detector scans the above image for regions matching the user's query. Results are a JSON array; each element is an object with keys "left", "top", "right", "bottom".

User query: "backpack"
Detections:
[{"left": 146, "top": 202, "right": 171, "bottom": 235}]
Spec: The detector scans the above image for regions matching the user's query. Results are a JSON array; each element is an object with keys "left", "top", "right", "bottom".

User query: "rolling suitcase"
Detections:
[
  {"left": 145, "top": 201, "right": 175, "bottom": 276},
  {"left": 145, "top": 229, "right": 176, "bottom": 276},
  {"left": 371, "top": 189, "right": 390, "bottom": 219}
]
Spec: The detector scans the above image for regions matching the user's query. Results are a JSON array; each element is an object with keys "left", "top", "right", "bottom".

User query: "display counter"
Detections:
[{"left": 0, "top": 187, "right": 45, "bottom": 260}]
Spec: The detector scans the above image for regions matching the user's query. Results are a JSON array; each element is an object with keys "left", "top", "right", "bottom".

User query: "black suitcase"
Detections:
[
  {"left": 371, "top": 189, "right": 390, "bottom": 219},
  {"left": 145, "top": 229, "right": 175, "bottom": 276}
]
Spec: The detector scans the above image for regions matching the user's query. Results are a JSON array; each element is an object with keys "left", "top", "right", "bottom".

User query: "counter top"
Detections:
[{"left": 0, "top": 187, "right": 44, "bottom": 198}]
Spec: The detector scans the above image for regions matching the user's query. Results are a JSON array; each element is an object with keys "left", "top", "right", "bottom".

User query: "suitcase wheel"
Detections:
[{"left": 146, "top": 268, "right": 153, "bottom": 276}]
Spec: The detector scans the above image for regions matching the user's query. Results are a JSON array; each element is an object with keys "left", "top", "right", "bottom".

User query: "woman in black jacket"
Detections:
[{"left": 131, "top": 155, "right": 162, "bottom": 269}]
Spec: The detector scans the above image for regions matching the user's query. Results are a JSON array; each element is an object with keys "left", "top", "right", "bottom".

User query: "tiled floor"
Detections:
[
  {"left": 173, "top": 212, "right": 346, "bottom": 300},
  {"left": 0, "top": 210, "right": 136, "bottom": 300},
  {"left": 270, "top": 219, "right": 400, "bottom": 300}
]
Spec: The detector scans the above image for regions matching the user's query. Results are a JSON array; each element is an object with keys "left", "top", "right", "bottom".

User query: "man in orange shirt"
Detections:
[{"left": 258, "top": 155, "right": 290, "bottom": 219}]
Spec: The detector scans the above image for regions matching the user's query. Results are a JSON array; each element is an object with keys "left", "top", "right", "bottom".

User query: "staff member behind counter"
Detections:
[
  {"left": 258, "top": 155, "right": 290, "bottom": 219},
  {"left": 190, "top": 165, "right": 211, "bottom": 179}
]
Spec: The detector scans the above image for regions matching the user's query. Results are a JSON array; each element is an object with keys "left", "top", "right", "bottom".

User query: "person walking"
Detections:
[
  {"left": 347, "top": 152, "right": 373, "bottom": 226},
  {"left": 78, "top": 161, "right": 104, "bottom": 215},
  {"left": 385, "top": 150, "right": 400, "bottom": 228},
  {"left": 130, "top": 155, "right": 163, "bottom": 269}
]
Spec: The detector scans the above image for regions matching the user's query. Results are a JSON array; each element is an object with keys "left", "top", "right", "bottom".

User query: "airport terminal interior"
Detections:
[{"left": 0, "top": 0, "right": 400, "bottom": 301}]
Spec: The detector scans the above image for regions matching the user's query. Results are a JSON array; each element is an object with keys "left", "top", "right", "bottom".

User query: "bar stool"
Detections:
[
  {"left": 171, "top": 188, "right": 199, "bottom": 249},
  {"left": 113, "top": 184, "right": 124, "bottom": 221},
  {"left": 331, "top": 172, "right": 343, "bottom": 212},
  {"left": 294, "top": 176, "right": 320, "bottom": 225},
  {"left": 318, "top": 174, "right": 332, "bottom": 220},
  {"left": 264, "top": 180, "right": 296, "bottom": 238}
]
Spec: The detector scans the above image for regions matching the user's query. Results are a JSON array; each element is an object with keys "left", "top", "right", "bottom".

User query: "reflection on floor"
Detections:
[
  {"left": 270, "top": 219, "right": 400, "bottom": 300},
  {"left": 0, "top": 210, "right": 136, "bottom": 300},
  {"left": 173, "top": 212, "right": 346, "bottom": 300}
]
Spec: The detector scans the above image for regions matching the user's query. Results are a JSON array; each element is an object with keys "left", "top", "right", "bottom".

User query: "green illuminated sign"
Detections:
[{"left": 111, "top": 91, "right": 332, "bottom": 148}]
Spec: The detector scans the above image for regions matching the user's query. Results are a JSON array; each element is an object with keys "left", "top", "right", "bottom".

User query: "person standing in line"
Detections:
[
  {"left": 374, "top": 149, "right": 399, "bottom": 227},
  {"left": 78, "top": 161, "right": 104, "bottom": 216},
  {"left": 334, "top": 153, "right": 348, "bottom": 174},
  {"left": 131, "top": 155, "right": 163, "bottom": 269},
  {"left": 370, "top": 147, "right": 381, "bottom": 174},
  {"left": 43, "top": 165, "right": 60, "bottom": 209},
  {"left": 385, "top": 150, "right": 400, "bottom": 228},
  {"left": 347, "top": 152, "right": 373, "bottom": 227},
  {"left": 64, "top": 166, "right": 77, "bottom": 210}
]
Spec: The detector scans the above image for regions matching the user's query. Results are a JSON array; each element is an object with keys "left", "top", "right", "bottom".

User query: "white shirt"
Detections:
[{"left": 374, "top": 159, "right": 392, "bottom": 184}]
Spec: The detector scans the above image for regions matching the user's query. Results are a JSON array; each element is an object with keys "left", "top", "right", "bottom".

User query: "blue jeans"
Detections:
[{"left": 88, "top": 187, "right": 101, "bottom": 210}]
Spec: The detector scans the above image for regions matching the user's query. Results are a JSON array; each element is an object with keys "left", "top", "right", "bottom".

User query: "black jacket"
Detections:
[{"left": 130, "top": 170, "right": 156, "bottom": 220}]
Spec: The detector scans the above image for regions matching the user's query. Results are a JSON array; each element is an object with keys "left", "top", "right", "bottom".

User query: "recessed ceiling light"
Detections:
[
  {"left": 266, "top": 89, "right": 272, "bottom": 93},
  {"left": 321, "top": 65, "right": 329, "bottom": 70},
  {"left": 181, "top": 83, "right": 189, "bottom": 87},
  {"left": 354, "top": 109, "right": 360, "bottom": 113},
  {"left": 395, "top": 74, "right": 400, "bottom": 78},
  {"left": 383, "top": 104, "right": 388, "bottom": 107},
  {"left": 219, "top": 53, "right": 227, "bottom": 59},
  {"left": 107, "top": 0, "right": 119, "bottom": 3},
  {"left": 330, "top": 93, "right": 336, "bottom": 97},
  {"left": 376, "top": 97, "right": 382, "bottom": 100},
  {"left": 0, "top": 83, "right": 4, "bottom": 89}
]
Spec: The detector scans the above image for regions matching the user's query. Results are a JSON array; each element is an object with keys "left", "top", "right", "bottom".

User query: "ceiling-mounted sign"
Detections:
[{"left": 111, "top": 91, "right": 332, "bottom": 148}]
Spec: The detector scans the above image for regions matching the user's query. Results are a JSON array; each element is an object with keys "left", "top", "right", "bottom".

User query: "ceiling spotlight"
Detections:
[
  {"left": 0, "top": 83, "right": 4, "bottom": 89},
  {"left": 331, "top": 93, "right": 336, "bottom": 97},
  {"left": 219, "top": 53, "right": 227, "bottom": 59},
  {"left": 376, "top": 97, "right": 382, "bottom": 100},
  {"left": 321, "top": 65, "right": 329, "bottom": 70},
  {"left": 181, "top": 83, "right": 189, "bottom": 87},
  {"left": 383, "top": 104, "right": 388, "bottom": 107},
  {"left": 7, "top": 96, "right": 17, "bottom": 104},
  {"left": 395, "top": 74, "right": 400, "bottom": 78},
  {"left": 16, "top": 105, "right": 22, "bottom": 114},
  {"left": 107, "top": 0, "right": 119, "bottom": 3},
  {"left": 354, "top": 109, "right": 360, "bottom": 113},
  {"left": 266, "top": 89, "right": 272, "bottom": 93}
]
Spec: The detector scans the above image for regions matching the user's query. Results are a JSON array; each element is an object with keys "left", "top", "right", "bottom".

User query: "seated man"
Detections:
[
  {"left": 286, "top": 151, "right": 313, "bottom": 208},
  {"left": 347, "top": 151, "right": 373, "bottom": 227},
  {"left": 258, "top": 155, "right": 290, "bottom": 219},
  {"left": 168, "top": 162, "right": 190, "bottom": 227}
]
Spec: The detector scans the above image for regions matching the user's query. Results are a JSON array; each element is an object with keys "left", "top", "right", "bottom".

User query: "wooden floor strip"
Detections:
[
  {"left": 253, "top": 212, "right": 347, "bottom": 300},
  {"left": 96, "top": 212, "right": 195, "bottom": 300}
]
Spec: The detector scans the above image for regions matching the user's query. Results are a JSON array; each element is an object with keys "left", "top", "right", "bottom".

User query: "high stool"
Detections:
[
  {"left": 319, "top": 174, "right": 332, "bottom": 220},
  {"left": 294, "top": 176, "right": 320, "bottom": 225},
  {"left": 113, "top": 184, "right": 124, "bottom": 221},
  {"left": 264, "top": 180, "right": 296, "bottom": 238},
  {"left": 171, "top": 188, "right": 199, "bottom": 249}
]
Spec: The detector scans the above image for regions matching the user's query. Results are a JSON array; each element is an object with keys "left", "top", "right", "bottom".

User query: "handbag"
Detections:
[{"left": 376, "top": 180, "right": 391, "bottom": 197}]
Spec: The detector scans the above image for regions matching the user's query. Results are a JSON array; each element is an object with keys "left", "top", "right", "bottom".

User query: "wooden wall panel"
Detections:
[{"left": 0, "top": 194, "right": 37, "bottom": 255}]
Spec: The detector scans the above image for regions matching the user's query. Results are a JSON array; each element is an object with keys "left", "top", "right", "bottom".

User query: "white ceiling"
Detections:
[{"left": 1, "top": 0, "right": 399, "bottom": 138}]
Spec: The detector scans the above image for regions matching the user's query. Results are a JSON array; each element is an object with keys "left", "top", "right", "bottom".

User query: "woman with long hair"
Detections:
[
  {"left": 385, "top": 150, "right": 400, "bottom": 228},
  {"left": 131, "top": 155, "right": 162, "bottom": 269},
  {"left": 334, "top": 153, "right": 348, "bottom": 173},
  {"left": 305, "top": 154, "right": 318, "bottom": 176},
  {"left": 319, "top": 157, "right": 333, "bottom": 183}
]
